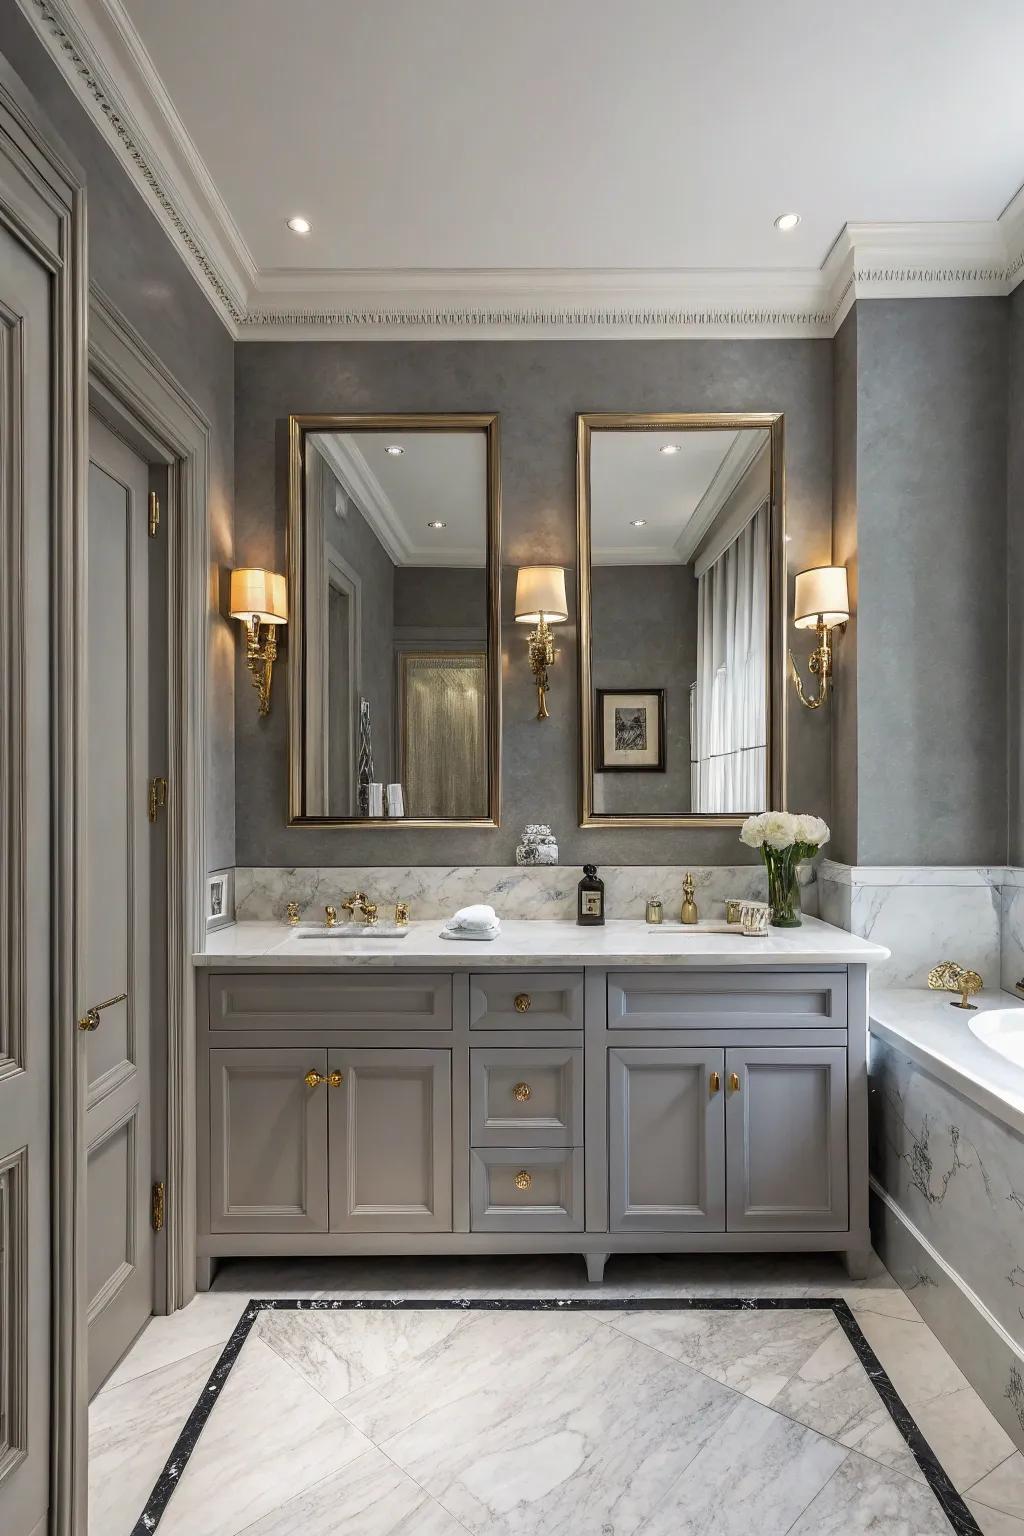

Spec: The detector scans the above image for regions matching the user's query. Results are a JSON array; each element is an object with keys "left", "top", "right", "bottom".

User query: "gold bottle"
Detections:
[{"left": 680, "top": 872, "right": 699, "bottom": 925}]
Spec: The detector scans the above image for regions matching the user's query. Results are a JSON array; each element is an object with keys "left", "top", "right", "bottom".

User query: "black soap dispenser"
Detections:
[{"left": 577, "top": 864, "right": 605, "bottom": 926}]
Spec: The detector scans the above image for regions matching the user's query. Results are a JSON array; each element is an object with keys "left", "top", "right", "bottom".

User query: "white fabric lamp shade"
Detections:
[
  {"left": 515, "top": 565, "right": 568, "bottom": 624},
  {"left": 793, "top": 565, "right": 849, "bottom": 629},
  {"left": 230, "top": 567, "right": 288, "bottom": 624}
]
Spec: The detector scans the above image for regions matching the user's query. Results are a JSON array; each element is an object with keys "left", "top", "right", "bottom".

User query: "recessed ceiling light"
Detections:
[
  {"left": 774, "top": 212, "right": 801, "bottom": 232},
  {"left": 630, "top": 519, "right": 647, "bottom": 527},
  {"left": 286, "top": 215, "right": 312, "bottom": 234},
  {"left": 659, "top": 444, "right": 680, "bottom": 455},
  {"left": 385, "top": 444, "right": 405, "bottom": 456},
  {"left": 426, "top": 520, "right": 446, "bottom": 530}
]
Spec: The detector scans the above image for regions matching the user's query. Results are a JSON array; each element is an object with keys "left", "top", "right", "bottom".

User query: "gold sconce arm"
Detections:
[
  {"left": 244, "top": 615, "right": 278, "bottom": 718},
  {"left": 527, "top": 619, "right": 556, "bottom": 721},
  {"left": 230, "top": 568, "right": 287, "bottom": 719},
  {"left": 789, "top": 620, "right": 834, "bottom": 711}
]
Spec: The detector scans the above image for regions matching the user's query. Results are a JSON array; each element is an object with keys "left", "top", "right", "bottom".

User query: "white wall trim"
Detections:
[
  {"left": 18, "top": 0, "right": 1024, "bottom": 338},
  {"left": 820, "top": 860, "right": 1008, "bottom": 887}
]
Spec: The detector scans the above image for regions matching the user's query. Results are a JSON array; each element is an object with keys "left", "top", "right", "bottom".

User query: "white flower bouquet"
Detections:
[{"left": 739, "top": 811, "right": 830, "bottom": 927}]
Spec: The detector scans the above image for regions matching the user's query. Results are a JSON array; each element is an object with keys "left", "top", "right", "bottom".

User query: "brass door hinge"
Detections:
[
  {"left": 148, "top": 491, "right": 160, "bottom": 538},
  {"left": 151, "top": 1181, "right": 165, "bottom": 1232},
  {"left": 147, "top": 776, "right": 168, "bottom": 822}
]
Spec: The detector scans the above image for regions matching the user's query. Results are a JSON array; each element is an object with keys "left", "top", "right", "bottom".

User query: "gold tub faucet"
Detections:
[{"left": 927, "top": 960, "right": 983, "bottom": 1010}]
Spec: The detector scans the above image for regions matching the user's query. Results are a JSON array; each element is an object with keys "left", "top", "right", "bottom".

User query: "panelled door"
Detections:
[
  {"left": 725, "top": 1046, "right": 849, "bottom": 1231},
  {"left": 608, "top": 1047, "right": 726, "bottom": 1231},
  {"left": 83, "top": 415, "right": 156, "bottom": 1392}
]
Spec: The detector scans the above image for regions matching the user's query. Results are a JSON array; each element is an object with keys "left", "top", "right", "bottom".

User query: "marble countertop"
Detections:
[
  {"left": 871, "top": 986, "right": 1024, "bottom": 1136},
  {"left": 196, "top": 916, "right": 889, "bottom": 969}
]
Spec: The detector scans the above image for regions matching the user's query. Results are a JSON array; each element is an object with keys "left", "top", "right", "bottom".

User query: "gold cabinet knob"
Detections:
[
  {"left": 514, "top": 993, "right": 532, "bottom": 1013},
  {"left": 513, "top": 1081, "right": 532, "bottom": 1102},
  {"left": 728, "top": 1071, "right": 741, "bottom": 1092},
  {"left": 326, "top": 1071, "right": 343, "bottom": 1087},
  {"left": 305, "top": 1069, "right": 344, "bottom": 1088},
  {"left": 514, "top": 1169, "right": 532, "bottom": 1191},
  {"left": 709, "top": 1070, "right": 720, "bottom": 1093}
]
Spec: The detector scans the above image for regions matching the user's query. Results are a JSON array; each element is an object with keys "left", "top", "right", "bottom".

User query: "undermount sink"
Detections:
[
  {"left": 293, "top": 924, "right": 410, "bottom": 939},
  {"left": 969, "top": 1010, "right": 1024, "bottom": 1070},
  {"left": 645, "top": 920, "right": 735, "bottom": 934}
]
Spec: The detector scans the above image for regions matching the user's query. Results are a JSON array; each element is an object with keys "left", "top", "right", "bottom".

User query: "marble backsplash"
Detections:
[{"left": 232, "top": 863, "right": 817, "bottom": 924}]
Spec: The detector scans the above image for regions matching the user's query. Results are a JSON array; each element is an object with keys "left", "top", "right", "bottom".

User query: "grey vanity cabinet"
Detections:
[
  {"left": 210, "top": 1047, "right": 330, "bottom": 1234},
  {"left": 725, "top": 1046, "right": 849, "bottom": 1231},
  {"left": 608, "top": 1047, "right": 726, "bottom": 1231}
]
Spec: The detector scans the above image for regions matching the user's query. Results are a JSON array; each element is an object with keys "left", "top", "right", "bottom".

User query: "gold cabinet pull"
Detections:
[
  {"left": 514, "top": 993, "right": 532, "bottom": 1013},
  {"left": 514, "top": 1169, "right": 532, "bottom": 1191},
  {"left": 513, "top": 1081, "right": 532, "bottom": 1102},
  {"left": 709, "top": 1070, "right": 720, "bottom": 1093},
  {"left": 77, "top": 992, "right": 128, "bottom": 1031},
  {"left": 728, "top": 1071, "right": 741, "bottom": 1092},
  {"left": 304, "top": 1069, "right": 343, "bottom": 1088}
]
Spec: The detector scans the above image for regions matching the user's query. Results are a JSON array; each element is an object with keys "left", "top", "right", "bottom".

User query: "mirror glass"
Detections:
[
  {"left": 580, "top": 417, "right": 782, "bottom": 825},
  {"left": 290, "top": 416, "right": 499, "bottom": 824}
]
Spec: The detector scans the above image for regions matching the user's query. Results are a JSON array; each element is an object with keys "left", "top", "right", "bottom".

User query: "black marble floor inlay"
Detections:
[{"left": 130, "top": 1297, "right": 983, "bottom": 1536}]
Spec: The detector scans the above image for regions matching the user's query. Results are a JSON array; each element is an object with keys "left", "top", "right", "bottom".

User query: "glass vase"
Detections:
[{"left": 762, "top": 845, "right": 802, "bottom": 927}]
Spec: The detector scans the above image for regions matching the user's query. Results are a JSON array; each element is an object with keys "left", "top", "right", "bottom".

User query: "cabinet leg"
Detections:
[
  {"left": 196, "top": 1256, "right": 218, "bottom": 1292},
  {"left": 841, "top": 1246, "right": 876, "bottom": 1281},
  {"left": 584, "top": 1252, "right": 609, "bottom": 1284}
]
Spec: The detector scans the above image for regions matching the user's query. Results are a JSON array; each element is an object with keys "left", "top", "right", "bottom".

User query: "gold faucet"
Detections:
[
  {"left": 341, "top": 892, "right": 378, "bottom": 925},
  {"left": 324, "top": 905, "right": 338, "bottom": 928},
  {"left": 927, "top": 960, "right": 983, "bottom": 1010},
  {"left": 286, "top": 902, "right": 300, "bottom": 926}
]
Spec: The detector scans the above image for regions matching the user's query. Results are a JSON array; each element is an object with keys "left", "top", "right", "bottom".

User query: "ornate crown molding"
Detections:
[{"left": 18, "top": 0, "right": 1024, "bottom": 340}]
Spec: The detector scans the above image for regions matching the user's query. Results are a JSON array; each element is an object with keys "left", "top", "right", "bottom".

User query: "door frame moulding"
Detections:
[{"left": 87, "top": 286, "right": 209, "bottom": 1322}]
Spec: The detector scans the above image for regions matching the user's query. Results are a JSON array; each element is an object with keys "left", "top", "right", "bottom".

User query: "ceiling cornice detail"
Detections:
[{"left": 19, "top": 0, "right": 1024, "bottom": 340}]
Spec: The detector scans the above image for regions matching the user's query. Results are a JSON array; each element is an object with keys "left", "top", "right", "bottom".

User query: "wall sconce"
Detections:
[
  {"left": 514, "top": 565, "right": 568, "bottom": 720},
  {"left": 789, "top": 565, "right": 850, "bottom": 710},
  {"left": 229, "top": 567, "right": 288, "bottom": 717}
]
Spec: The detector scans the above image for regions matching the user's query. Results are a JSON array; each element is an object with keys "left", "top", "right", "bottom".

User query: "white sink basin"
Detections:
[
  {"left": 969, "top": 1009, "right": 1024, "bottom": 1069},
  {"left": 293, "top": 924, "right": 409, "bottom": 939},
  {"left": 645, "top": 920, "right": 735, "bottom": 934}
]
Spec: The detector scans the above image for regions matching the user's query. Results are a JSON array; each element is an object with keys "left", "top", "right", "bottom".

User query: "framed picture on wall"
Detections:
[{"left": 595, "top": 689, "right": 666, "bottom": 772}]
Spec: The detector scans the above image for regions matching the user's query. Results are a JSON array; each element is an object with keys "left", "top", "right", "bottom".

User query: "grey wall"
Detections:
[
  {"left": 0, "top": 2, "right": 236, "bottom": 870},
  {"left": 591, "top": 564, "right": 696, "bottom": 815},
  {"left": 831, "top": 298, "right": 1009, "bottom": 865},
  {"left": 234, "top": 338, "right": 833, "bottom": 866},
  {"left": 1009, "top": 283, "right": 1024, "bottom": 865},
  {"left": 830, "top": 312, "right": 858, "bottom": 864},
  {"left": 393, "top": 567, "right": 486, "bottom": 634}
]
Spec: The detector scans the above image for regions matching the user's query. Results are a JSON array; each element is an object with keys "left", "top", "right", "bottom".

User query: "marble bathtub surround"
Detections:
[
  {"left": 117, "top": 1297, "right": 988, "bottom": 1536},
  {"left": 233, "top": 863, "right": 820, "bottom": 924}
]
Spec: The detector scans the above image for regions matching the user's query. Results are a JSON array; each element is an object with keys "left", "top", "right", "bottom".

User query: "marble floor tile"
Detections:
[
  {"left": 635, "top": 1394, "right": 848, "bottom": 1535},
  {"left": 967, "top": 1497, "right": 1024, "bottom": 1535},
  {"left": 102, "top": 1292, "right": 248, "bottom": 1392},
  {"left": 787, "top": 1449, "right": 956, "bottom": 1534},
  {"left": 158, "top": 1336, "right": 373, "bottom": 1536},
  {"left": 240, "top": 1447, "right": 469, "bottom": 1536},
  {"left": 606, "top": 1303, "right": 836, "bottom": 1404},
  {"left": 854, "top": 1310, "right": 971, "bottom": 1407},
  {"left": 968, "top": 1454, "right": 1024, "bottom": 1520},
  {"left": 911, "top": 1387, "right": 1018, "bottom": 1492},
  {"left": 361, "top": 1317, "right": 739, "bottom": 1536},
  {"left": 88, "top": 1345, "right": 220, "bottom": 1536},
  {"left": 257, "top": 1305, "right": 473, "bottom": 1401}
]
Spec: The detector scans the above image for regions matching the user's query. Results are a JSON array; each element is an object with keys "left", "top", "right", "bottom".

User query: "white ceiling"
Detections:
[{"left": 21, "top": 0, "right": 1024, "bottom": 335}]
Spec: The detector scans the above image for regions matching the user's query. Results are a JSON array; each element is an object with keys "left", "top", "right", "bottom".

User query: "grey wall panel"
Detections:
[
  {"left": 0, "top": 0, "right": 237, "bottom": 869},
  {"left": 234, "top": 337, "right": 833, "bottom": 865},
  {"left": 1009, "top": 283, "right": 1024, "bottom": 865}
]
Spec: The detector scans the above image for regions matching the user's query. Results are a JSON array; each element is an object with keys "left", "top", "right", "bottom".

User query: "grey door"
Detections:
[
  {"left": 210, "top": 1048, "right": 330, "bottom": 1233},
  {"left": 328, "top": 1050, "right": 452, "bottom": 1232},
  {"left": 725, "top": 1046, "right": 849, "bottom": 1231},
  {"left": 0, "top": 98, "right": 58, "bottom": 1534},
  {"left": 608, "top": 1048, "right": 726, "bottom": 1232},
  {"left": 83, "top": 416, "right": 156, "bottom": 1393}
]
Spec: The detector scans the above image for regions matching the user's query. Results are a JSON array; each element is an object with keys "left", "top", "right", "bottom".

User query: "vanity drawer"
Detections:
[
  {"left": 470, "top": 1047, "right": 583, "bottom": 1146},
  {"left": 607, "top": 972, "right": 846, "bottom": 1031},
  {"left": 470, "top": 1147, "right": 583, "bottom": 1231},
  {"left": 469, "top": 972, "right": 584, "bottom": 1030},
  {"left": 208, "top": 972, "right": 453, "bottom": 1031}
]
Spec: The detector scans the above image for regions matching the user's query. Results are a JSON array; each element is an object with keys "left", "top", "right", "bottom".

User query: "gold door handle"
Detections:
[
  {"left": 78, "top": 992, "right": 128, "bottom": 1031},
  {"left": 304, "top": 1069, "right": 344, "bottom": 1088},
  {"left": 514, "top": 1170, "right": 532, "bottom": 1191},
  {"left": 728, "top": 1072, "right": 741, "bottom": 1092},
  {"left": 709, "top": 1071, "right": 720, "bottom": 1093},
  {"left": 513, "top": 1082, "right": 532, "bottom": 1102},
  {"left": 514, "top": 993, "right": 532, "bottom": 1013}
]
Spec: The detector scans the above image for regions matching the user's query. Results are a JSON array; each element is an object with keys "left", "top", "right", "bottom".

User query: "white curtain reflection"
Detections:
[
  {"left": 401, "top": 653, "right": 487, "bottom": 818},
  {"left": 691, "top": 503, "right": 768, "bottom": 812}
]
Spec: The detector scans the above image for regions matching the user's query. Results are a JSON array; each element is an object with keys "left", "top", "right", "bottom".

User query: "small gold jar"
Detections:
[
  {"left": 725, "top": 899, "right": 743, "bottom": 925},
  {"left": 645, "top": 898, "right": 664, "bottom": 924}
]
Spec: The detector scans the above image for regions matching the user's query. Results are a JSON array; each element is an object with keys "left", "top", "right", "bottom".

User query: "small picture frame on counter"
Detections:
[{"left": 205, "top": 867, "right": 235, "bottom": 932}]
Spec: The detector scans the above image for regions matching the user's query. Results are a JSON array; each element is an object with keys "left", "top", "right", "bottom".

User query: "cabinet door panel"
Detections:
[
  {"left": 470, "top": 1047, "right": 582, "bottom": 1146},
  {"left": 470, "top": 1147, "right": 583, "bottom": 1231},
  {"left": 210, "top": 1048, "right": 329, "bottom": 1233},
  {"left": 725, "top": 1047, "right": 848, "bottom": 1231},
  {"left": 329, "top": 1050, "right": 452, "bottom": 1232},
  {"left": 609, "top": 1048, "right": 725, "bottom": 1232}
]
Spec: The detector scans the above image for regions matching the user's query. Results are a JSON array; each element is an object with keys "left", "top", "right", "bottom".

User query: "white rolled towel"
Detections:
[
  {"left": 449, "top": 903, "right": 499, "bottom": 932},
  {"left": 366, "top": 782, "right": 384, "bottom": 817},
  {"left": 385, "top": 783, "right": 405, "bottom": 817}
]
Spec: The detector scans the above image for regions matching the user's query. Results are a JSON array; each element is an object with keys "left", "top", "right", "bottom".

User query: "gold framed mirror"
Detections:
[
  {"left": 577, "top": 412, "right": 786, "bottom": 828},
  {"left": 287, "top": 412, "right": 501, "bottom": 827}
]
